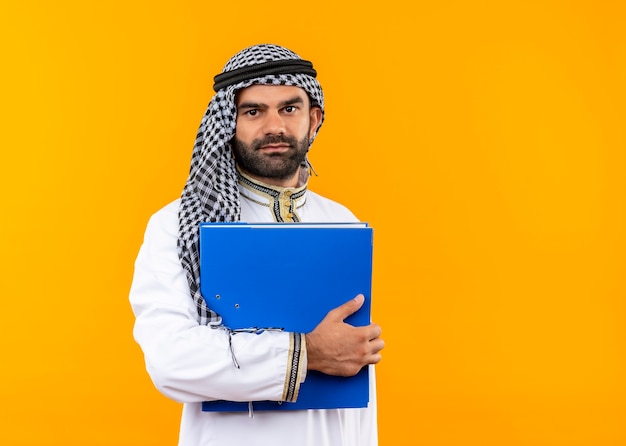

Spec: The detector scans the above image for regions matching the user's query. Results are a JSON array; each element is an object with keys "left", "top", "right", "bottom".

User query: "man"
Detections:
[{"left": 129, "top": 44, "right": 384, "bottom": 446}]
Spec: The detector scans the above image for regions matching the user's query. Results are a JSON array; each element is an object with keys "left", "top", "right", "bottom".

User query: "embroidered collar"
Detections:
[{"left": 237, "top": 167, "right": 308, "bottom": 222}]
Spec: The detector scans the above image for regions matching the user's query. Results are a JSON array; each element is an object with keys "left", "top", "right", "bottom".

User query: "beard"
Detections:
[{"left": 231, "top": 133, "right": 310, "bottom": 181}]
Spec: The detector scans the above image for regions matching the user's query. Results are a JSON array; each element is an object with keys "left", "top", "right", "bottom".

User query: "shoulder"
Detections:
[
  {"left": 151, "top": 198, "right": 180, "bottom": 217},
  {"left": 143, "top": 199, "right": 181, "bottom": 241},
  {"left": 304, "top": 190, "right": 359, "bottom": 223}
]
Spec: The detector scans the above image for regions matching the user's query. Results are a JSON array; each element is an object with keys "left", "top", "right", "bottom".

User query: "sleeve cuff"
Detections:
[{"left": 282, "top": 332, "right": 307, "bottom": 402}]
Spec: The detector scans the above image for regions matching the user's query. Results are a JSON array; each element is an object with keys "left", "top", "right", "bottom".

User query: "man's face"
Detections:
[{"left": 232, "top": 84, "right": 322, "bottom": 187}]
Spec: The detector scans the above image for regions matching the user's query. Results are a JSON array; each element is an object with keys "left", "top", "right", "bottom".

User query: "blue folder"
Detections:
[{"left": 198, "top": 222, "right": 374, "bottom": 412}]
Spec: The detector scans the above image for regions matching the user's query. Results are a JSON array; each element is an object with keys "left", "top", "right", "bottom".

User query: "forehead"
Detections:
[{"left": 235, "top": 84, "right": 310, "bottom": 106}]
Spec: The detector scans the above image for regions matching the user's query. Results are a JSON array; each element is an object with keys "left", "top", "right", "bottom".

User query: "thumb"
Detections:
[{"left": 331, "top": 294, "right": 365, "bottom": 321}]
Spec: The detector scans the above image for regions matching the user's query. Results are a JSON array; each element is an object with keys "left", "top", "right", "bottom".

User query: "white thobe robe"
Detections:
[{"left": 130, "top": 177, "right": 378, "bottom": 446}]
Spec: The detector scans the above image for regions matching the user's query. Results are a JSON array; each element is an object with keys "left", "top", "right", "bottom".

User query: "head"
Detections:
[
  {"left": 198, "top": 44, "right": 325, "bottom": 186},
  {"left": 188, "top": 44, "right": 325, "bottom": 215}
]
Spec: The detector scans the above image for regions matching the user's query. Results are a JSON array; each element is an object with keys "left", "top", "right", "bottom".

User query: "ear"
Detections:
[{"left": 308, "top": 106, "right": 323, "bottom": 139}]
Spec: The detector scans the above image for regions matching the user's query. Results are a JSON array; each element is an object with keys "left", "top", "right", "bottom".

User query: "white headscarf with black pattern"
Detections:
[{"left": 178, "top": 44, "right": 325, "bottom": 325}]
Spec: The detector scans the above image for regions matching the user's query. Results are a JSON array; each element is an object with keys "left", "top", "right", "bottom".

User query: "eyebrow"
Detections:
[{"left": 237, "top": 96, "right": 305, "bottom": 110}]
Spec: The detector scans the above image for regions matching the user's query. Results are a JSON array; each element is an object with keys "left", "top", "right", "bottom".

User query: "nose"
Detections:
[{"left": 262, "top": 110, "right": 286, "bottom": 135}]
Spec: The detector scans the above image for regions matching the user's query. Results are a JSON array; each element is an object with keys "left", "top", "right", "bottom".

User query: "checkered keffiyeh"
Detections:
[{"left": 178, "top": 44, "right": 325, "bottom": 325}]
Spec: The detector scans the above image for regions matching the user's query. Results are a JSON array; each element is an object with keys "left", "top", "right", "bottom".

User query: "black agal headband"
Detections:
[{"left": 213, "top": 59, "right": 317, "bottom": 92}]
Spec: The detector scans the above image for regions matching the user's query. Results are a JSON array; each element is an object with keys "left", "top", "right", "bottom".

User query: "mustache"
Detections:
[{"left": 252, "top": 134, "right": 298, "bottom": 149}]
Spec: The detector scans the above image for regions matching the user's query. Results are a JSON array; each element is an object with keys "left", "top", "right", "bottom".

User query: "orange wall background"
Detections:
[{"left": 1, "top": 1, "right": 625, "bottom": 445}]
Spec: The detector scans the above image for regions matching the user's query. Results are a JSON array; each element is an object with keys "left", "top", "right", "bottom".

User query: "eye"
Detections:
[
  {"left": 244, "top": 109, "right": 258, "bottom": 117},
  {"left": 284, "top": 105, "right": 296, "bottom": 113}
]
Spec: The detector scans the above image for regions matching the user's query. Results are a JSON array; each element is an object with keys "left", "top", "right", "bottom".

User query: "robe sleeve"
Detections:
[{"left": 129, "top": 202, "right": 306, "bottom": 404}]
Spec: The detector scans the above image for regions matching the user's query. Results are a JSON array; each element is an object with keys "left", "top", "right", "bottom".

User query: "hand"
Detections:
[{"left": 305, "top": 294, "right": 384, "bottom": 377}]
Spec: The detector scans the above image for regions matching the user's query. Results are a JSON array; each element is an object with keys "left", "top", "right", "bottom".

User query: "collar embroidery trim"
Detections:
[{"left": 236, "top": 168, "right": 307, "bottom": 222}]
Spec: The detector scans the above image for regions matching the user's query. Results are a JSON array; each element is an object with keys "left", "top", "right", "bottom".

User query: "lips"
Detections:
[{"left": 258, "top": 143, "right": 291, "bottom": 152}]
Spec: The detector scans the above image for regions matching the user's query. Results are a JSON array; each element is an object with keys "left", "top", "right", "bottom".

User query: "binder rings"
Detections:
[{"left": 198, "top": 222, "right": 374, "bottom": 412}]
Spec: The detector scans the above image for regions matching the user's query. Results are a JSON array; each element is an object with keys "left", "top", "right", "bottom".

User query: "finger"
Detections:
[
  {"left": 330, "top": 294, "right": 365, "bottom": 321},
  {"left": 367, "top": 323, "right": 382, "bottom": 341},
  {"left": 369, "top": 352, "right": 383, "bottom": 365},
  {"left": 368, "top": 338, "right": 385, "bottom": 354}
]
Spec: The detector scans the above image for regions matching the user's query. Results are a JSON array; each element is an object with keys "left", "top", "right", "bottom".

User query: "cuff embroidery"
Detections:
[{"left": 283, "top": 332, "right": 306, "bottom": 402}]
